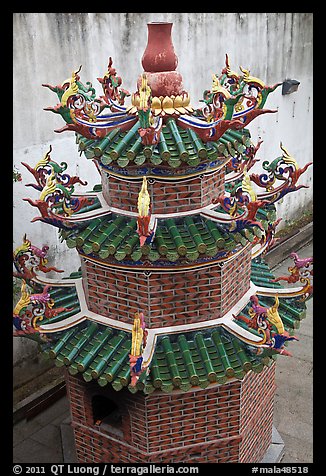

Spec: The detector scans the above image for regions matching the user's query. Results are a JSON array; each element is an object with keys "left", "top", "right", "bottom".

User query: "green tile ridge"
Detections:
[
  {"left": 218, "top": 136, "right": 237, "bottom": 156},
  {"left": 76, "top": 329, "right": 114, "bottom": 373},
  {"left": 161, "top": 336, "right": 182, "bottom": 386},
  {"left": 47, "top": 326, "right": 80, "bottom": 359},
  {"left": 195, "top": 333, "right": 217, "bottom": 382},
  {"left": 102, "top": 338, "right": 130, "bottom": 383},
  {"left": 166, "top": 118, "right": 189, "bottom": 161},
  {"left": 90, "top": 333, "right": 126, "bottom": 380},
  {"left": 177, "top": 334, "right": 200, "bottom": 386},
  {"left": 62, "top": 322, "right": 99, "bottom": 365},
  {"left": 211, "top": 330, "right": 235, "bottom": 378},
  {"left": 93, "top": 129, "right": 122, "bottom": 158},
  {"left": 75, "top": 218, "right": 103, "bottom": 247},
  {"left": 109, "top": 121, "right": 141, "bottom": 160}
]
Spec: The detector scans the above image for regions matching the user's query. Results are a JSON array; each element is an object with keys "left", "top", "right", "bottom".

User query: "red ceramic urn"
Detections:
[
  {"left": 141, "top": 22, "right": 178, "bottom": 73},
  {"left": 139, "top": 22, "right": 185, "bottom": 97}
]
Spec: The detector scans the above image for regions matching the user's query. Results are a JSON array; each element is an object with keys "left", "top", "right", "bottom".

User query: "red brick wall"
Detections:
[
  {"left": 101, "top": 168, "right": 225, "bottom": 214},
  {"left": 143, "top": 384, "right": 242, "bottom": 456},
  {"left": 81, "top": 245, "right": 252, "bottom": 328},
  {"left": 239, "top": 361, "right": 276, "bottom": 462},
  {"left": 66, "top": 362, "right": 276, "bottom": 463},
  {"left": 220, "top": 248, "right": 252, "bottom": 315}
]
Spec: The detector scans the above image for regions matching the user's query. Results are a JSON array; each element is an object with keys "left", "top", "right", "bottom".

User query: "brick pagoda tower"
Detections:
[{"left": 13, "top": 22, "right": 313, "bottom": 463}]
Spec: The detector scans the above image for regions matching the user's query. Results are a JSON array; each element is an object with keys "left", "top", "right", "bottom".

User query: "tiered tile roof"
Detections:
[
  {"left": 60, "top": 212, "right": 268, "bottom": 264},
  {"left": 38, "top": 259, "right": 307, "bottom": 394},
  {"left": 76, "top": 120, "right": 252, "bottom": 170}
]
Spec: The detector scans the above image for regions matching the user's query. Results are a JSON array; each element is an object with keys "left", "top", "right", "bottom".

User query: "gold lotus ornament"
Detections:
[
  {"left": 173, "top": 95, "right": 187, "bottom": 114},
  {"left": 127, "top": 91, "right": 193, "bottom": 117},
  {"left": 151, "top": 96, "right": 162, "bottom": 111},
  {"left": 161, "top": 96, "right": 175, "bottom": 115}
]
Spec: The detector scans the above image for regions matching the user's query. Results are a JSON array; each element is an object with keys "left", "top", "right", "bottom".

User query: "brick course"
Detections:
[
  {"left": 65, "top": 361, "right": 276, "bottom": 463},
  {"left": 101, "top": 168, "right": 225, "bottom": 214},
  {"left": 239, "top": 361, "right": 276, "bottom": 462},
  {"left": 80, "top": 245, "right": 252, "bottom": 328}
]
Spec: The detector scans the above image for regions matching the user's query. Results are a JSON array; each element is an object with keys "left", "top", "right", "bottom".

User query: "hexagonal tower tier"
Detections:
[{"left": 13, "top": 22, "right": 313, "bottom": 463}]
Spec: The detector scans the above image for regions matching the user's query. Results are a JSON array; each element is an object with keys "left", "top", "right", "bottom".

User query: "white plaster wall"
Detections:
[{"left": 13, "top": 13, "right": 313, "bottom": 365}]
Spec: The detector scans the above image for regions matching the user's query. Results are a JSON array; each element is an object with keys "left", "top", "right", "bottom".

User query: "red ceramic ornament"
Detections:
[{"left": 141, "top": 22, "right": 178, "bottom": 73}]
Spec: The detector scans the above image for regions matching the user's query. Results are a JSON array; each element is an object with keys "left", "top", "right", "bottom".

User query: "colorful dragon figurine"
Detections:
[
  {"left": 219, "top": 54, "right": 242, "bottom": 95},
  {"left": 43, "top": 65, "right": 101, "bottom": 133},
  {"left": 217, "top": 168, "right": 268, "bottom": 233},
  {"left": 271, "top": 252, "right": 313, "bottom": 301},
  {"left": 13, "top": 280, "right": 73, "bottom": 336},
  {"left": 195, "top": 53, "right": 281, "bottom": 130},
  {"left": 227, "top": 139, "right": 263, "bottom": 175},
  {"left": 13, "top": 234, "right": 64, "bottom": 281},
  {"left": 260, "top": 218, "right": 282, "bottom": 253},
  {"left": 197, "top": 73, "right": 238, "bottom": 123},
  {"left": 21, "top": 145, "right": 87, "bottom": 191},
  {"left": 218, "top": 54, "right": 282, "bottom": 122},
  {"left": 22, "top": 147, "right": 93, "bottom": 227},
  {"left": 235, "top": 294, "right": 298, "bottom": 356},
  {"left": 250, "top": 143, "right": 313, "bottom": 203},
  {"left": 97, "top": 56, "right": 130, "bottom": 108},
  {"left": 43, "top": 61, "right": 136, "bottom": 139}
]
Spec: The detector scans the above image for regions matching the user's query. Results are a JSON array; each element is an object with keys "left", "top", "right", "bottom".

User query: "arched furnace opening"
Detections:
[{"left": 91, "top": 395, "right": 123, "bottom": 435}]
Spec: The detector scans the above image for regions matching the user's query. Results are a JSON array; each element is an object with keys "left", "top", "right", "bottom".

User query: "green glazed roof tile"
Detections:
[
  {"left": 76, "top": 118, "right": 252, "bottom": 169},
  {"left": 43, "top": 321, "right": 272, "bottom": 393},
  {"left": 62, "top": 213, "right": 256, "bottom": 264}
]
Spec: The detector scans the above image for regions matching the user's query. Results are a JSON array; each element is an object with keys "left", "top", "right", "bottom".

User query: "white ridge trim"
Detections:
[
  {"left": 34, "top": 276, "right": 82, "bottom": 286},
  {"left": 255, "top": 285, "right": 306, "bottom": 297}
]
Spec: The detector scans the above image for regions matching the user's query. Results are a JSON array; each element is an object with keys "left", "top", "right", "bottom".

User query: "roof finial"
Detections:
[
  {"left": 136, "top": 177, "right": 153, "bottom": 247},
  {"left": 129, "top": 312, "right": 148, "bottom": 387},
  {"left": 137, "top": 176, "right": 150, "bottom": 217}
]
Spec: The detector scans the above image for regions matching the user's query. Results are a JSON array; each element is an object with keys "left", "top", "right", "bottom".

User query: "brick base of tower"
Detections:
[{"left": 65, "top": 361, "right": 276, "bottom": 463}]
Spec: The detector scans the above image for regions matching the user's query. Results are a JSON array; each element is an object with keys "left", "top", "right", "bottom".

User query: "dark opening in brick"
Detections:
[{"left": 92, "top": 395, "right": 122, "bottom": 430}]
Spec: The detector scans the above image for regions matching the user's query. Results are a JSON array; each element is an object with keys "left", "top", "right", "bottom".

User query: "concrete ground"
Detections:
[
  {"left": 272, "top": 240, "right": 313, "bottom": 463},
  {"left": 13, "top": 397, "right": 71, "bottom": 464},
  {"left": 12, "top": 241, "right": 313, "bottom": 464}
]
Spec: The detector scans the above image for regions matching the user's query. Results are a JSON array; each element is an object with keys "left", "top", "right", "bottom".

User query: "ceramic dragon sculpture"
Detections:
[{"left": 235, "top": 294, "right": 298, "bottom": 356}]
